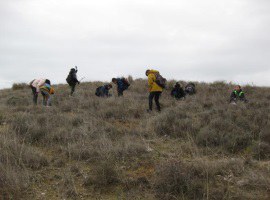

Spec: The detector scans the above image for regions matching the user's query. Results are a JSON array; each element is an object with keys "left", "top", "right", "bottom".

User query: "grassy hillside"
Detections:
[{"left": 0, "top": 79, "right": 269, "bottom": 199}]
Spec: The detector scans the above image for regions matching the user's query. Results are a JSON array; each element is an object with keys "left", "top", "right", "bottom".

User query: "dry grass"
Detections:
[{"left": 0, "top": 79, "right": 269, "bottom": 199}]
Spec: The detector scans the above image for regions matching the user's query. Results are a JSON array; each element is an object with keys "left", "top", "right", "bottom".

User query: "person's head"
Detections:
[
  {"left": 45, "top": 79, "right": 51, "bottom": 85},
  {"left": 145, "top": 69, "right": 150, "bottom": 76},
  {"left": 175, "top": 82, "right": 180, "bottom": 88},
  {"left": 106, "top": 84, "right": 112, "bottom": 89},
  {"left": 70, "top": 68, "right": 75, "bottom": 72},
  {"left": 112, "top": 78, "right": 117, "bottom": 84},
  {"left": 234, "top": 85, "right": 241, "bottom": 91}
]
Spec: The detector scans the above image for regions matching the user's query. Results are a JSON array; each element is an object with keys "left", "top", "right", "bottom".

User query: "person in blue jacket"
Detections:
[{"left": 112, "top": 78, "right": 130, "bottom": 96}]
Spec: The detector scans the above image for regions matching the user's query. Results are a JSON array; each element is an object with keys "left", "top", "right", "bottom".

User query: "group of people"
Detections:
[
  {"left": 30, "top": 79, "right": 55, "bottom": 107},
  {"left": 29, "top": 67, "right": 248, "bottom": 110}
]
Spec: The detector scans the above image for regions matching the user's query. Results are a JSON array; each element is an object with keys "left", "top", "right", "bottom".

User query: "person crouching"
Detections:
[{"left": 171, "top": 82, "right": 185, "bottom": 100}]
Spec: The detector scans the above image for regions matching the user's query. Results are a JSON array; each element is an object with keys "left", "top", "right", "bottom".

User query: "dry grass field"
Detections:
[{"left": 0, "top": 79, "right": 269, "bottom": 199}]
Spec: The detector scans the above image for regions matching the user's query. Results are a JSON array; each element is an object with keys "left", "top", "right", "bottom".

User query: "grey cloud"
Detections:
[{"left": 0, "top": 0, "right": 269, "bottom": 88}]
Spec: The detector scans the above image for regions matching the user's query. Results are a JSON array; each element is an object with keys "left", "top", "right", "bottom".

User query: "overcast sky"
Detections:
[{"left": 0, "top": 0, "right": 269, "bottom": 88}]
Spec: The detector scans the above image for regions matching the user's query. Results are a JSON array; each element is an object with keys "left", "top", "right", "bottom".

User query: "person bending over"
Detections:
[
  {"left": 95, "top": 84, "right": 113, "bottom": 97},
  {"left": 112, "top": 77, "right": 130, "bottom": 96}
]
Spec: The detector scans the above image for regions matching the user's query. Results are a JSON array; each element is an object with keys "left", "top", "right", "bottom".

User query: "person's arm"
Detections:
[{"left": 239, "top": 92, "right": 248, "bottom": 102}]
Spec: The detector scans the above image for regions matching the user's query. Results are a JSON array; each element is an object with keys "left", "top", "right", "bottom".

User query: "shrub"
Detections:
[
  {"left": 0, "top": 165, "right": 30, "bottom": 199},
  {"left": 6, "top": 96, "right": 26, "bottom": 106},
  {"left": 196, "top": 118, "right": 254, "bottom": 153},
  {"left": 153, "top": 158, "right": 245, "bottom": 199},
  {"left": 60, "top": 172, "right": 78, "bottom": 199},
  {"left": 12, "top": 83, "right": 28, "bottom": 90},
  {"left": 154, "top": 160, "right": 205, "bottom": 199},
  {"left": 83, "top": 160, "right": 121, "bottom": 188},
  {"left": 261, "top": 124, "right": 270, "bottom": 145},
  {"left": 149, "top": 108, "right": 198, "bottom": 138},
  {"left": 252, "top": 142, "right": 270, "bottom": 160}
]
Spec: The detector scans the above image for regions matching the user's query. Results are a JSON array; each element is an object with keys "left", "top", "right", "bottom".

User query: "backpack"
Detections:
[
  {"left": 155, "top": 73, "right": 167, "bottom": 88},
  {"left": 66, "top": 73, "right": 72, "bottom": 84},
  {"left": 66, "top": 70, "right": 77, "bottom": 84},
  {"left": 95, "top": 86, "right": 103, "bottom": 96},
  {"left": 185, "top": 83, "right": 196, "bottom": 95}
]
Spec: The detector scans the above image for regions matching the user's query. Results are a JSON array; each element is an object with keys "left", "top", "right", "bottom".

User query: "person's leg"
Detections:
[
  {"left": 31, "top": 86, "right": 38, "bottom": 105},
  {"left": 118, "top": 89, "right": 123, "bottom": 96},
  {"left": 47, "top": 94, "right": 52, "bottom": 106},
  {"left": 148, "top": 92, "right": 155, "bottom": 111},
  {"left": 154, "top": 92, "right": 161, "bottom": 111},
  {"left": 41, "top": 92, "right": 46, "bottom": 106},
  {"left": 70, "top": 84, "right": 76, "bottom": 95},
  {"left": 42, "top": 91, "right": 51, "bottom": 106}
]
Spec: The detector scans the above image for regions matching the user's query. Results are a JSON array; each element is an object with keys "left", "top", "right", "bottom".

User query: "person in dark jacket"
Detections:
[
  {"left": 66, "top": 66, "right": 80, "bottom": 96},
  {"left": 95, "top": 84, "right": 112, "bottom": 97},
  {"left": 185, "top": 82, "right": 196, "bottom": 95},
  {"left": 171, "top": 82, "right": 185, "bottom": 100},
  {"left": 230, "top": 85, "right": 248, "bottom": 104},
  {"left": 112, "top": 78, "right": 130, "bottom": 96}
]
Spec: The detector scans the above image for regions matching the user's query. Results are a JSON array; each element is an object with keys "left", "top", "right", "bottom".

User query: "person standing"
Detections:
[
  {"left": 145, "top": 69, "right": 163, "bottom": 112},
  {"left": 66, "top": 66, "right": 80, "bottom": 96}
]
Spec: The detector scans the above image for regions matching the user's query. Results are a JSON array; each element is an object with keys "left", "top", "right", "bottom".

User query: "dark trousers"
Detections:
[
  {"left": 31, "top": 86, "right": 38, "bottom": 105},
  {"left": 149, "top": 92, "right": 161, "bottom": 111},
  {"left": 117, "top": 89, "right": 124, "bottom": 96},
  {"left": 69, "top": 84, "right": 76, "bottom": 95}
]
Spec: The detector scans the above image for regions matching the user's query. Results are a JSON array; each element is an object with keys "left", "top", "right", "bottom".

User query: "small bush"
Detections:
[
  {"left": 252, "top": 142, "right": 270, "bottom": 160},
  {"left": 153, "top": 158, "right": 245, "bottom": 199},
  {"left": 6, "top": 96, "right": 26, "bottom": 106},
  {"left": 0, "top": 165, "right": 30, "bottom": 199},
  {"left": 154, "top": 160, "right": 205, "bottom": 199},
  {"left": 60, "top": 172, "right": 78, "bottom": 199},
  {"left": 84, "top": 160, "right": 121, "bottom": 188},
  {"left": 261, "top": 124, "right": 270, "bottom": 145},
  {"left": 196, "top": 118, "right": 254, "bottom": 153},
  {"left": 149, "top": 108, "right": 197, "bottom": 138},
  {"left": 12, "top": 83, "right": 28, "bottom": 90}
]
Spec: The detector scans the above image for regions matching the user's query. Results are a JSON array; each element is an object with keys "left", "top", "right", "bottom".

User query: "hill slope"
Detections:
[{"left": 0, "top": 79, "right": 270, "bottom": 199}]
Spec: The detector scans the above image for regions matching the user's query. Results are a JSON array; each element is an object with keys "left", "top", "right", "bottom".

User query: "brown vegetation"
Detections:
[{"left": 0, "top": 79, "right": 269, "bottom": 199}]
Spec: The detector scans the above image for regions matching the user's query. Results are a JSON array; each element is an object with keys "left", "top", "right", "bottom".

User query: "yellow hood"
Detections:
[{"left": 149, "top": 70, "right": 159, "bottom": 74}]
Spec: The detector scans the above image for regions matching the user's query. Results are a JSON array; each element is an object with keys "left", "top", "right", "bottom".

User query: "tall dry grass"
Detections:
[{"left": 0, "top": 79, "right": 269, "bottom": 199}]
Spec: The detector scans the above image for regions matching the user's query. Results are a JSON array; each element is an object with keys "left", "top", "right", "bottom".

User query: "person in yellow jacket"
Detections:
[
  {"left": 146, "top": 69, "right": 163, "bottom": 112},
  {"left": 40, "top": 81, "right": 55, "bottom": 107}
]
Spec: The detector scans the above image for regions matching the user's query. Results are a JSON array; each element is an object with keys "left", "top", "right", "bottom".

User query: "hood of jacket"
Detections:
[{"left": 148, "top": 70, "right": 159, "bottom": 74}]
